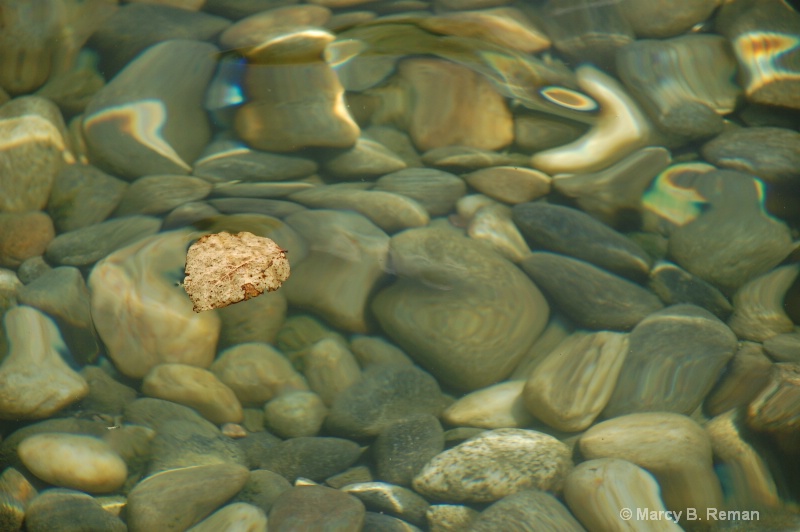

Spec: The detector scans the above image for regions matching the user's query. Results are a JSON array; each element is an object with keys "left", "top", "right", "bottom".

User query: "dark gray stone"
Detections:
[
  {"left": 269, "top": 485, "right": 365, "bottom": 532},
  {"left": 373, "top": 415, "right": 444, "bottom": 487},
  {"left": 649, "top": 260, "right": 733, "bottom": 319},
  {"left": 468, "top": 490, "right": 584, "bottom": 532},
  {"left": 519, "top": 252, "right": 663, "bottom": 330},
  {"left": 25, "top": 489, "right": 126, "bottom": 532},
  {"left": 257, "top": 437, "right": 361, "bottom": 482},
  {"left": 604, "top": 304, "right": 737, "bottom": 418},
  {"left": 512, "top": 202, "right": 652, "bottom": 280},
  {"left": 326, "top": 364, "right": 445, "bottom": 439}
]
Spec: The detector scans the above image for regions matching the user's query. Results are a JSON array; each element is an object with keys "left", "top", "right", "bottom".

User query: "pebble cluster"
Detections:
[{"left": 0, "top": 0, "right": 799, "bottom": 531}]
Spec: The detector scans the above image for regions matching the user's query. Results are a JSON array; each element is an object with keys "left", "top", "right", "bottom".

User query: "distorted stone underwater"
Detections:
[{"left": 0, "top": 0, "right": 799, "bottom": 530}]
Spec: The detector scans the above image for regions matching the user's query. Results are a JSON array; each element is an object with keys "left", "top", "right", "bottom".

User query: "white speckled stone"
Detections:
[{"left": 412, "top": 428, "right": 571, "bottom": 503}]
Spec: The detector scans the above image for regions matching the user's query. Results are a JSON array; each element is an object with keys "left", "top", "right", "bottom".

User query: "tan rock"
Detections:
[
  {"left": 19, "top": 433, "right": 127, "bottom": 493},
  {"left": 264, "top": 390, "right": 328, "bottom": 438},
  {"left": 142, "top": 363, "right": 243, "bottom": 424},
  {"left": 462, "top": 166, "right": 551, "bottom": 205},
  {"left": 236, "top": 61, "right": 359, "bottom": 152},
  {"left": 0, "top": 212, "right": 55, "bottom": 268},
  {"left": 210, "top": 342, "right": 308, "bottom": 406},
  {"left": 88, "top": 230, "right": 220, "bottom": 378},
  {"left": 394, "top": 58, "right": 513, "bottom": 152},
  {"left": 443, "top": 380, "right": 534, "bottom": 429},
  {"left": 0, "top": 306, "right": 88, "bottom": 419}
]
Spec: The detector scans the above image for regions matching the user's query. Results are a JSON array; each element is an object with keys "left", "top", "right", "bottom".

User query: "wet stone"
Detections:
[
  {"left": 124, "top": 399, "right": 246, "bottom": 474},
  {"left": 524, "top": 331, "right": 629, "bottom": 432},
  {"left": 513, "top": 202, "right": 652, "bottom": 280},
  {"left": 233, "top": 469, "right": 292, "bottom": 515},
  {"left": 264, "top": 390, "right": 327, "bottom": 438},
  {"left": 747, "top": 362, "right": 800, "bottom": 435},
  {"left": 617, "top": 34, "right": 738, "bottom": 140},
  {"left": 701, "top": 126, "right": 800, "bottom": 184},
  {"left": 0, "top": 212, "right": 55, "bottom": 268},
  {"left": 373, "top": 168, "right": 466, "bottom": 217},
  {"left": 283, "top": 209, "right": 389, "bottom": 333},
  {"left": 79, "top": 366, "right": 138, "bottom": 416},
  {"left": 210, "top": 181, "right": 314, "bottom": 199},
  {"left": 269, "top": 485, "right": 365, "bottom": 532},
  {"left": 0, "top": 306, "right": 88, "bottom": 420},
  {"left": 47, "top": 163, "right": 127, "bottom": 233},
  {"left": 350, "top": 335, "right": 415, "bottom": 368},
  {"left": 580, "top": 413, "right": 723, "bottom": 520},
  {"left": 443, "top": 380, "right": 534, "bottom": 430},
  {"left": 427, "top": 504, "right": 480, "bottom": 532},
  {"left": 620, "top": 0, "right": 719, "bottom": 38},
  {"left": 324, "top": 138, "right": 407, "bottom": 180},
  {"left": 84, "top": 40, "right": 217, "bottom": 179},
  {"left": 604, "top": 304, "right": 737, "bottom": 418},
  {"left": 669, "top": 171, "right": 793, "bottom": 294},
  {"left": 373, "top": 226, "right": 549, "bottom": 391},
  {"left": 219, "top": 5, "right": 333, "bottom": 64},
  {"left": 16, "top": 256, "right": 51, "bottom": 285},
  {"left": 704, "top": 342, "right": 773, "bottom": 417},
  {"left": 519, "top": 252, "right": 663, "bottom": 331},
  {"left": 413, "top": 428, "right": 572, "bottom": 504},
  {"left": 142, "top": 363, "right": 243, "bottom": 425},
  {"left": 422, "top": 146, "right": 529, "bottom": 170},
  {"left": 89, "top": 3, "right": 230, "bottom": 78},
  {"left": 0, "top": 96, "right": 69, "bottom": 212},
  {"left": 193, "top": 139, "right": 318, "bottom": 182},
  {"left": 207, "top": 197, "right": 306, "bottom": 218},
  {"left": 126, "top": 463, "right": 250, "bottom": 532},
  {"left": 728, "top": 263, "right": 800, "bottom": 343},
  {"left": 235, "top": 61, "right": 360, "bottom": 152},
  {"left": 0, "top": 468, "right": 36, "bottom": 532},
  {"left": 394, "top": 58, "right": 513, "bottom": 152},
  {"left": 216, "top": 291, "right": 287, "bottom": 350},
  {"left": 363, "top": 512, "right": 421, "bottom": 532},
  {"left": 764, "top": 332, "right": 800, "bottom": 363},
  {"left": 45, "top": 215, "right": 161, "bottom": 267},
  {"left": 88, "top": 231, "right": 220, "bottom": 378},
  {"left": 188, "top": 502, "right": 267, "bottom": 532},
  {"left": 648, "top": 260, "right": 733, "bottom": 319},
  {"left": 288, "top": 186, "right": 430, "bottom": 234},
  {"left": 373, "top": 415, "right": 445, "bottom": 487},
  {"left": 24, "top": 489, "right": 126, "bottom": 532},
  {"left": 297, "top": 337, "right": 362, "bottom": 406},
  {"left": 326, "top": 364, "right": 445, "bottom": 439},
  {"left": 17, "top": 266, "right": 100, "bottom": 365},
  {"left": 18, "top": 433, "right": 127, "bottom": 493},
  {"left": 259, "top": 437, "right": 361, "bottom": 483},
  {"left": 564, "top": 458, "right": 681, "bottom": 532},
  {"left": 552, "top": 146, "right": 671, "bottom": 228},
  {"left": 469, "top": 489, "right": 584, "bottom": 532},
  {"left": 463, "top": 167, "right": 551, "bottom": 206},
  {"left": 211, "top": 342, "right": 307, "bottom": 407},
  {"left": 343, "top": 482, "right": 429, "bottom": 527},
  {"left": 114, "top": 175, "right": 212, "bottom": 216},
  {"left": 514, "top": 114, "right": 587, "bottom": 153}
]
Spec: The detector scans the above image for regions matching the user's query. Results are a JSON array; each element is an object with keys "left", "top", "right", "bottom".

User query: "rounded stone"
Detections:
[
  {"left": 373, "top": 226, "right": 549, "bottom": 391},
  {"left": 18, "top": 433, "right": 127, "bottom": 494},
  {"left": 412, "top": 428, "right": 572, "bottom": 503},
  {"left": 257, "top": 437, "right": 362, "bottom": 482},
  {"left": 269, "top": 485, "right": 365, "bottom": 531},
  {"left": 211, "top": 342, "right": 308, "bottom": 406},
  {"left": 373, "top": 415, "right": 445, "bottom": 487},
  {"left": 24, "top": 489, "right": 127, "bottom": 532},
  {"left": 325, "top": 364, "right": 445, "bottom": 439},
  {"left": 142, "top": 363, "right": 243, "bottom": 425},
  {"left": 126, "top": 463, "right": 250, "bottom": 532},
  {"left": 263, "top": 390, "right": 327, "bottom": 438},
  {"left": 0, "top": 211, "right": 55, "bottom": 268}
]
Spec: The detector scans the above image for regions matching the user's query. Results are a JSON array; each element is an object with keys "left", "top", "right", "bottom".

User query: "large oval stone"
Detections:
[{"left": 373, "top": 226, "right": 548, "bottom": 391}]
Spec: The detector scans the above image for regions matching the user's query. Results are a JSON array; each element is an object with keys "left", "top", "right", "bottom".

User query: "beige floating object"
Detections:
[{"left": 183, "top": 231, "right": 290, "bottom": 313}]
